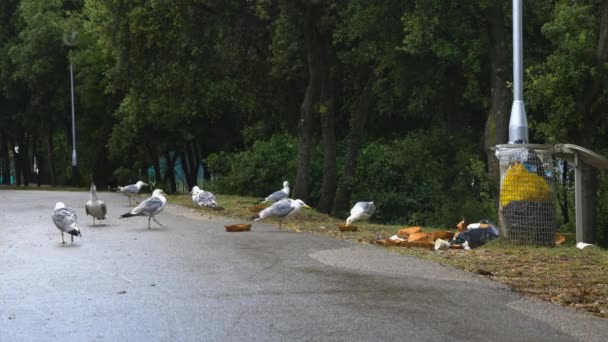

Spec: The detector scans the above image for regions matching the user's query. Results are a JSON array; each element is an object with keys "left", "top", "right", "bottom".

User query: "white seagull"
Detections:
[
  {"left": 118, "top": 180, "right": 148, "bottom": 206},
  {"left": 576, "top": 242, "right": 594, "bottom": 250},
  {"left": 85, "top": 183, "right": 107, "bottom": 225},
  {"left": 190, "top": 185, "right": 219, "bottom": 209},
  {"left": 52, "top": 202, "right": 81, "bottom": 244},
  {"left": 262, "top": 180, "right": 290, "bottom": 203},
  {"left": 346, "top": 201, "right": 376, "bottom": 226},
  {"left": 119, "top": 189, "right": 167, "bottom": 229},
  {"left": 253, "top": 198, "right": 310, "bottom": 228}
]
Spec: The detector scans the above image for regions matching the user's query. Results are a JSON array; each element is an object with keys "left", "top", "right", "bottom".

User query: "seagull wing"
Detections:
[
  {"left": 261, "top": 199, "right": 294, "bottom": 219},
  {"left": 53, "top": 207, "right": 78, "bottom": 232},
  {"left": 101, "top": 202, "right": 107, "bottom": 218},
  {"left": 131, "top": 196, "right": 164, "bottom": 216},
  {"left": 264, "top": 189, "right": 287, "bottom": 203},
  {"left": 196, "top": 191, "right": 217, "bottom": 207},
  {"left": 120, "top": 184, "right": 140, "bottom": 195}
]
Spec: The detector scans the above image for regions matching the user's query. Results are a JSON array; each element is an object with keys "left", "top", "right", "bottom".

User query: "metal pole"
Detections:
[
  {"left": 70, "top": 62, "right": 78, "bottom": 185},
  {"left": 509, "top": 0, "right": 529, "bottom": 144}
]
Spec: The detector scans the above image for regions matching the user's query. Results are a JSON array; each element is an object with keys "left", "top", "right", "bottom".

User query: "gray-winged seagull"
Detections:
[
  {"left": 119, "top": 189, "right": 167, "bottom": 229},
  {"left": 262, "top": 180, "right": 290, "bottom": 203},
  {"left": 190, "top": 186, "right": 219, "bottom": 208},
  {"left": 346, "top": 201, "right": 376, "bottom": 226},
  {"left": 85, "top": 182, "right": 107, "bottom": 225},
  {"left": 118, "top": 180, "right": 148, "bottom": 206},
  {"left": 52, "top": 202, "right": 81, "bottom": 244},
  {"left": 253, "top": 198, "right": 310, "bottom": 228}
]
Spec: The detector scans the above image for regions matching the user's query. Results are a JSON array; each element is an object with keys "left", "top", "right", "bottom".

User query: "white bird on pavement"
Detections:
[
  {"left": 85, "top": 183, "right": 107, "bottom": 225},
  {"left": 262, "top": 181, "right": 290, "bottom": 203},
  {"left": 253, "top": 198, "right": 310, "bottom": 228},
  {"left": 118, "top": 180, "right": 148, "bottom": 206},
  {"left": 119, "top": 189, "right": 167, "bottom": 229},
  {"left": 52, "top": 202, "right": 81, "bottom": 244},
  {"left": 190, "top": 185, "right": 219, "bottom": 209},
  {"left": 346, "top": 201, "right": 376, "bottom": 226}
]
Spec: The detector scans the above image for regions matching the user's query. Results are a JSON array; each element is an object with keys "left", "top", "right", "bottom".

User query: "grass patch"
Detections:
[{"left": 169, "top": 192, "right": 608, "bottom": 319}]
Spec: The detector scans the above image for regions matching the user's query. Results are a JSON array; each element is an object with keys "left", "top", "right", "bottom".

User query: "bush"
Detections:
[
  {"left": 205, "top": 134, "right": 304, "bottom": 197},
  {"left": 353, "top": 128, "right": 495, "bottom": 226}
]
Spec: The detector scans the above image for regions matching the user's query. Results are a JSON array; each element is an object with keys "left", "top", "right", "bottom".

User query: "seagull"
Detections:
[
  {"left": 52, "top": 202, "right": 81, "bottom": 244},
  {"left": 117, "top": 180, "right": 148, "bottom": 206},
  {"left": 119, "top": 189, "right": 167, "bottom": 229},
  {"left": 576, "top": 242, "right": 594, "bottom": 250},
  {"left": 262, "top": 181, "right": 290, "bottom": 203},
  {"left": 253, "top": 198, "right": 310, "bottom": 228},
  {"left": 346, "top": 201, "right": 376, "bottom": 226},
  {"left": 190, "top": 186, "right": 219, "bottom": 209},
  {"left": 85, "top": 182, "right": 107, "bottom": 225}
]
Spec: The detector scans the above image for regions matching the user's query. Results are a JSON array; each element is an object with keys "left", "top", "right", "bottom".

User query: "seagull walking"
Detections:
[
  {"left": 190, "top": 186, "right": 219, "bottom": 209},
  {"left": 85, "top": 182, "right": 107, "bottom": 225},
  {"left": 119, "top": 189, "right": 167, "bottom": 229},
  {"left": 117, "top": 180, "right": 148, "bottom": 206},
  {"left": 253, "top": 198, "right": 310, "bottom": 228},
  {"left": 346, "top": 201, "right": 376, "bottom": 226},
  {"left": 262, "top": 181, "right": 290, "bottom": 203},
  {"left": 52, "top": 202, "right": 81, "bottom": 244}
]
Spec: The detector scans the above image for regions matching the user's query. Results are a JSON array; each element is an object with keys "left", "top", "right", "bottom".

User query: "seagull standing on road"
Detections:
[
  {"left": 85, "top": 183, "right": 107, "bottom": 225},
  {"left": 190, "top": 186, "right": 219, "bottom": 209},
  {"left": 52, "top": 202, "right": 81, "bottom": 244},
  {"left": 346, "top": 201, "right": 376, "bottom": 226},
  {"left": 253, "top": 198, "right": 310, "bottom": 228},
  {"left": 262, "top": 180, "right": 290, "bottom": 203},
  {"left": 118, "top": 180, "right": 148, "bottom": 206},
  {"left": 119, "top": 189, "right": 167, "bottom": 229}
]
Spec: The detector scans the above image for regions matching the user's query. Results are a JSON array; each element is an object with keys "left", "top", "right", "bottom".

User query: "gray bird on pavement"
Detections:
[
  {"left": 52, "top": 202, "right": 81, "bottom": 244},
  {"left": 85, "top": 183, "right": 107, "bottom": 225},
  {"left": 118, "top": 180, "right": 148, "bottom": 206},
  {"left": 119, "top": 189, "right": 167, "bottom": 229}
]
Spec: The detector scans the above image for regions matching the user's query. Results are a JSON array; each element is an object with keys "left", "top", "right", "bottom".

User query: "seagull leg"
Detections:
[
  {"left": 147, "top": 216, "right": 151, "bottom": 229},
  {"left": 71, "top": 235, "right": 74, "bottom": 244},
  {"left": 128, "top": 197, "right": 132, "bottom": 206},
  {"left": 152, "top": 216, "right": 163, "bottom": 227},
  {"left": 61, "top": 232, "right": 65, "bottom": 244}
]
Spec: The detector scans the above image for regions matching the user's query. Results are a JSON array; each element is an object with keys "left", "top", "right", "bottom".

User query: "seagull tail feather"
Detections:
[{"left": 119, "top": 212, "right": 136, "bottom": 219}]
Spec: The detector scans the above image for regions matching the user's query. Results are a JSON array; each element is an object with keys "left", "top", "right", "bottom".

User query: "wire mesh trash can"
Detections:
[{"left": 496, "top": 144, "right": 557, "bottom": 246}]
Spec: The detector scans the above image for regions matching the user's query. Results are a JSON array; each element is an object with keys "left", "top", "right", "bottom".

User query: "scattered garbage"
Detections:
[
  {"left": 337, "top": 223, "right": 358, "bottom": 232},
  {"left": 225, "top": 223, "right": 252, "bottom": 232}
]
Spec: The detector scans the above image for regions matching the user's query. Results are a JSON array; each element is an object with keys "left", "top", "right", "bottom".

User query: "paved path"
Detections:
[{"left": 1, "top": 190, "right": 606, "bottom": 341}]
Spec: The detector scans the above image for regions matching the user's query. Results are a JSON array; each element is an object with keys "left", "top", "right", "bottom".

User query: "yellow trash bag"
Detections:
[{"left": 500, "top": 163, "right": 551, "bottom": 207}]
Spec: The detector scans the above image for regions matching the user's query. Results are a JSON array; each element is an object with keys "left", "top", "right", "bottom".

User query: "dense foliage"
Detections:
[{"left": 1, "top": 0, "right": 608, "bottom": 242}]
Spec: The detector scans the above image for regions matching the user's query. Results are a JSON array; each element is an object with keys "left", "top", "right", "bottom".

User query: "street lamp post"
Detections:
[
  {"left": 64, "top": 31, "right": 78, "bottom": 186},
  {"left": 509, "top": 0, "right": 529, "bottom": 144},
  {"left": 69, "top": 62, "right": 78, "bottom": 185}
]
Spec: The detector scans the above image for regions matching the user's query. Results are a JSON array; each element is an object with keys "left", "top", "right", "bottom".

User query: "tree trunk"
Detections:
[
  {"left": 10, "top": 137, "right": 22, "bottom": 186},
  {"left": 1, "top": 131, "right": 10, "bottom": 184},
  {"left": 484, "top": 3, "right": 510, "bottom": 183},
  {"left": 20, "top": 133, "right": 30, "bottom": 186},
  {"left": 332, "top": 80, "right": 374, "bottom": 216},
  {"left": 164, "top": 151, "right": 177, "bottom": 194},
  {"left": 293, "top": 4, "right": 322, "bottom": 201},
  {"left": 182, "top": 141, "right": 199, "bottom": 189},
  {"left": 317, "top": 42, "right": 337, "bottom": 214},
  {"left": 46, "top": 126, "right": 56, "bottom": 186}
]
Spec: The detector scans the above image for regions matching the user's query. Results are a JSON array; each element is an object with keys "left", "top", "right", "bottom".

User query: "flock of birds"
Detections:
[{"left": 51, "top": 179, "right": 377, "bottom": 244}]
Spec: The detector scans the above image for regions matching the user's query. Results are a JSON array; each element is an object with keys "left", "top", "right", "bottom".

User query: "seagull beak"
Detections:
[{"left": 304, "top": 204, "right": 311, "bottom": 209}]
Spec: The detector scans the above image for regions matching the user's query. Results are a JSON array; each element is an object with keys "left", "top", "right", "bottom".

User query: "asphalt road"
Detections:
[{"left": 1, "top": 190, "right": 607, "bottom": 341}]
